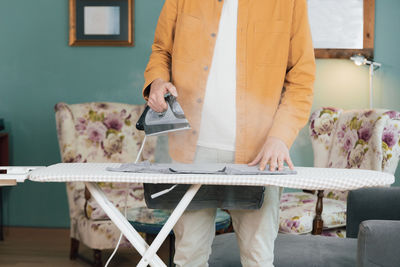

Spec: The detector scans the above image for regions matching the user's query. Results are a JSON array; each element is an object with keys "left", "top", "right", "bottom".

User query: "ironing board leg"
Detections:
[
  {"left": 137, "top": 184, "right": 202, "bottom": 267},
  {"left": 84, "top": 182, "right": 166, "bottom": 267}
]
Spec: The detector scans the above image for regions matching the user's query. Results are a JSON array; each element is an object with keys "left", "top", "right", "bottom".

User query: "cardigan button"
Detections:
[
  {"left": 204, "top": 66, "right": 209, "bottom": 71},
  {"left": 197, "top": 98, "right": 202, "bottom": 103},
  {"left": 211, "top": 33, "right": 216, "bottom": 38}
]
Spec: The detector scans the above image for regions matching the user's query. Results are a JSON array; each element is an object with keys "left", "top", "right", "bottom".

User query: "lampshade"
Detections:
[{"left": 350, "top": 54, "right": 367, "bottom": 66}]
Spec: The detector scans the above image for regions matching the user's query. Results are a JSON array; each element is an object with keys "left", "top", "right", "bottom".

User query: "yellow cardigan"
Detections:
[{"left": 143, "top": 0, "right": 316, "bottom": 163}]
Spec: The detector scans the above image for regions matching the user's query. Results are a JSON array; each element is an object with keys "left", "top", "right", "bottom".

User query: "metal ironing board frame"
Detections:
[
  {"left": 0, "top": 163, "right": 395, "bottom": 267},
  {"left": 85, "top": 182, "right": 200, "bottom": 267}
]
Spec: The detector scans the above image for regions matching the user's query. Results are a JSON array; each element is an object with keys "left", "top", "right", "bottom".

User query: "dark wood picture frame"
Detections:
[
  {"left": 315, "top": 0, "right": 375, "bottom": 59},
  {"left": 69, "top": 0, "right": 134, "bottom": 46}
]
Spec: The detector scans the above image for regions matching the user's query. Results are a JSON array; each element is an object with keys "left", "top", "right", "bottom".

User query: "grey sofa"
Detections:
[{"left": 209, "top": 187, "right": 400, "bottom": 267}]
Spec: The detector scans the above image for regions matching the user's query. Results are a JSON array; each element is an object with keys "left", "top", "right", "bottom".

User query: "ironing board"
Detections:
[{"left": 0, "top": 163, "right": 394, "bottom": 267}]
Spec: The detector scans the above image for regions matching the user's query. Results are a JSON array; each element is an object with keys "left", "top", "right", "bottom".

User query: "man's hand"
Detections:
[
  {"left": 148, "top": 78, "right": 178, "bottom": 113},
  {"left": 248, "top": 136, "right": 294, "bottom": 171}
]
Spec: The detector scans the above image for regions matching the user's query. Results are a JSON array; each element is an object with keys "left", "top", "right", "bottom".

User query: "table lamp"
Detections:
[{"left": 350, "top": 54, "right": 382, "bottom": 109}]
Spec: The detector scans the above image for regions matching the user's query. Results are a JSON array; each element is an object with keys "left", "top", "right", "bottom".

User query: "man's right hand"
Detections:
[{"left": 148, "top": 78, "right": 178, "bottom": 113}]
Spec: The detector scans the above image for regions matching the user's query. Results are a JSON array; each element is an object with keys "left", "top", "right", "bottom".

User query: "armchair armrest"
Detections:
[
  {"left": 346, "top": 187, "right": 400, "bottom": 238},
  {"left": 357, "top": 220, "right": 400, "bottom": 267}
]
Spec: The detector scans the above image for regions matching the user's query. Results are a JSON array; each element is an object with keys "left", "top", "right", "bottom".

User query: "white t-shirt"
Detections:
[{"left": 197, "top": 0, "right": 238, "bottom": 151}]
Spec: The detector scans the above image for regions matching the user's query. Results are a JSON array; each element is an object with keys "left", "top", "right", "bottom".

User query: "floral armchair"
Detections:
[
  {"left": 55, "top": 102, "right": 160, "bottom": 264},
  {"left": 279, "top": 108, "right": 400, "bottom": 236}
]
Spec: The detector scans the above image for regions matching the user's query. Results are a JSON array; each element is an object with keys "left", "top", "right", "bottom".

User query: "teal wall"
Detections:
[{"left": 0, "top": 0, "right": 399, "bottom": 227}]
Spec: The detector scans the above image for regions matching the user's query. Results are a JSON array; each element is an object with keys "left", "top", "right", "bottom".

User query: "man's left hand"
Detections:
[{"left": 248, "top": 136, "right": 294, "bottom": 171}]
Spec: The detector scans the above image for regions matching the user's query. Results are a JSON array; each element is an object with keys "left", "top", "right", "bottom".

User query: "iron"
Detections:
[{"left": 136, "top": 94, "right": 191, "bottom": 136}]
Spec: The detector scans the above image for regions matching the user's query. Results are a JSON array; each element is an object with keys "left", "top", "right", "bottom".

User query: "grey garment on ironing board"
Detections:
[
  {"left": 107, "top": 147, "right": 293, "bottom": 210},
  {"left": 150, "top": 146, "right": 267, "bottom": 210},
  {"left": 107, "top": 161, "right": 297, "bottom": 175},
  {"left": 108, "top": 162, "right": 267, "bottom": 209}
]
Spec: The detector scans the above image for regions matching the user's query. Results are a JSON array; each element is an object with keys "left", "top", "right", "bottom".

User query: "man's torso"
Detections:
[{"left": 168, "top": 0, "right": 294, "bottom": 163}]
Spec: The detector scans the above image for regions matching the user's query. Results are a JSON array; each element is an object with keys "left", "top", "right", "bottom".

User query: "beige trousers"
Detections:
[{"left": 173, "top": 146, "right": 282, "bottom": 267}]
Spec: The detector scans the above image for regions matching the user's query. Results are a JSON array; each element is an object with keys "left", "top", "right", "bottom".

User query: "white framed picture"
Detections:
[{"left": 69, "top": 0, "right": 134, "bottom": 47}]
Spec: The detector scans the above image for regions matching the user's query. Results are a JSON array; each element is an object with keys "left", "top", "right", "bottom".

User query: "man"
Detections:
[{"left": 143, "top": 0, "right": 315, "bottom": 266}]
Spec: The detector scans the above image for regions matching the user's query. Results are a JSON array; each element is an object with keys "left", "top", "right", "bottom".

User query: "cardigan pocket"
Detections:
[
  {"left": 254, "top": 20, "right": 290, "bottom": 66},
  {"left": 172, "top": 13, "right": 203, "bottom": 63}
]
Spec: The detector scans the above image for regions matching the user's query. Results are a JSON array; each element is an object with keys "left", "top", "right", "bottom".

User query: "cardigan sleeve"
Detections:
[
  {"left": 142, "top": 0, "right": 178, "bottom": 100},
  {"left": 267, "top": 0, "right": 316, "bottom": 149}
]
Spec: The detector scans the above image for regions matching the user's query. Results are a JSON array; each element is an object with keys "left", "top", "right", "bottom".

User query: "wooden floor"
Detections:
[{"left": 0, "top": 227, "right": 171, "bottom": 267}]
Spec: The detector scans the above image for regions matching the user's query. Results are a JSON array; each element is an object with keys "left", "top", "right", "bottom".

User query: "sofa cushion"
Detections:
[
  {"left": 209, "top": 233, "right": 357, "bottom": 267},
  {"left": 279, "top": 192, "right": 346, "bottom": 234}
]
